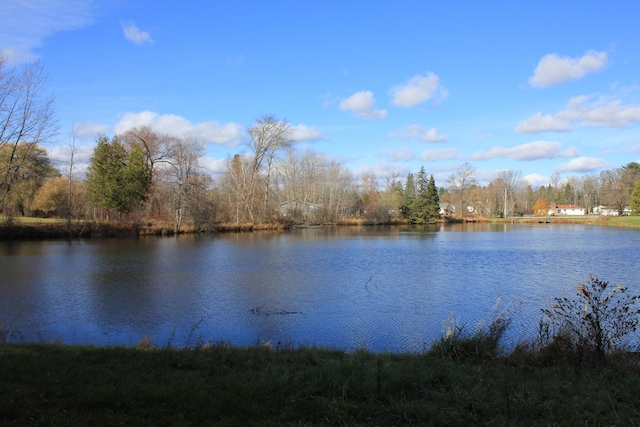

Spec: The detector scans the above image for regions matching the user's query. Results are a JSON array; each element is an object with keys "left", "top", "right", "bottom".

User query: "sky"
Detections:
[{"left": 2, "top": 0, "right": 640, "bottom": 188}]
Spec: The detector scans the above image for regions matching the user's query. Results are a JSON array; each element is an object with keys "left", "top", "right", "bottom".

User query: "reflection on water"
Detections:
[{"left": 1, "top": 224, "right": 639, "bottom": 352}]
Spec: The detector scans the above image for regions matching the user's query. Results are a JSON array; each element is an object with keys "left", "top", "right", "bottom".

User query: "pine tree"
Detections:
[
  {"left": 409, "top": 167, "right": 428, "bottom": 223},
  {"left": 400, "top": 172, "right": 415, "bottom": 218},
  {"left": 631, "top": 180, "right": 640, "bottom": 215},
  {"left": 425, "top": 174, "right": 441, "bottom": 222},
  {"left": 86, "top": 136, "right": 150, "bottom": 213}
]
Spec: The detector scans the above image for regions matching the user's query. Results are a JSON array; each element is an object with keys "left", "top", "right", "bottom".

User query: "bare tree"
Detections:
[
  {"left": 117, "top": 126, "right": 174, "bottom": 182},
  {"left": 0, "top": 56, "right": 57, "bottom": 206},
  {"left": 448, "top": 162, "right": 476, "bottom": 215},
  {"left": 64, "top": 125, "right": 80, "bottom": 234},
  {"left": 220, "top": 153, "right": 257, "bottom": 224},
  {"left": 117, "top": 126, "right": 177, "bottom": 218},
  {"left": 246, "top": 116, "right": 292, "bottom": 222},
  {"left": 166, "top": 135, "right": 203, "bottom": 234},
  {"left": 495, "top": 169, "right": 523, "bottom": 217}
]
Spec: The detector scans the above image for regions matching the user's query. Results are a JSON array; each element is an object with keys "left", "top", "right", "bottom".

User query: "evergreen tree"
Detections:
[
  {"left": 631, "top": 180, "right": 640, "bottom": 215},
  {"left": 400, "top": 172, "right": 415, "bottom": 218},
  {"left": 409, "top": 167, "right": 429, "bottom": 223},
  {"left": 86, "top": 136, "right": 150, "bottom": 213},
  {"left": 120, "top": 145, "right": 150, "bottom": 212},
  {"left": 425, "top": 174, "right": 441, "bottom": 222}
]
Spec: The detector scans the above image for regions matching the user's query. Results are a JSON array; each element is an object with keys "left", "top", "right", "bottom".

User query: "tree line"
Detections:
[{"left": 2, "top": 57, "right": 640, "bottom": 233}]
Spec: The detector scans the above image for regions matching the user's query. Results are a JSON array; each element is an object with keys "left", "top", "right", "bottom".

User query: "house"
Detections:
[
  {"left": 592, "top": 205, "right": 619, "bottom": 216},
  {"left": 439, "top": 203, "right": 455, "bottom": 215},
  {"left": 279, "top": 201, "right": 321, "bottom": 217},
  {"left": 547, "top": 204, "right": 586, "bottom": 216}
]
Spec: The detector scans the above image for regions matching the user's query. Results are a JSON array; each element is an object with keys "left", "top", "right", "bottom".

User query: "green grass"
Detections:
[
  {"left": 0, "top": 216, "right": 65, "bottom": 224},
  {"left": 495, "top": 214, "right": 640, "bottom": 229},
  {"left": 605, "top": 215, "right": 640, "bottom": 228},
  {"left": 1, "top": 341, "right": 639, "bottom": 426}
]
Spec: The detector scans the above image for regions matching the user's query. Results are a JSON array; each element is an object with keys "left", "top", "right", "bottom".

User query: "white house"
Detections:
[
  {"left": 279, "top": 201, "right": 321, "bottom": 217},
  {"left": 548, "top": 204, "right": 586, "bottom": 216},
  {"left": 439, "top": 203, "right": 455, "bottom": 215},
  {"left": 592, "top": 205, "right": 619, "bottom": 216}
]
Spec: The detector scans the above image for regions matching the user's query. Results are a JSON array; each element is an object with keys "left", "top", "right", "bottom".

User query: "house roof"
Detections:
[{"left": 550, "top": 204, "right": 584, "bottom": 209}]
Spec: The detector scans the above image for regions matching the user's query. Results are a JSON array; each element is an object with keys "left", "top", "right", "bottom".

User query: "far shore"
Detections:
[{"left": 1, "top": 214, "right": 639, "bottom": 240}]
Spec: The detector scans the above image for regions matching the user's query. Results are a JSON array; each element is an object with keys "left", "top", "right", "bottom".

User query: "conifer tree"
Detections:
[
  {"left": 401, "top": 172, "right": 415, "bottom": 218},
  {"left": 86, "top": 136, "right": 150, "bottom": 213},
  {"left": 409, "top": 167, "right": 429, "bottom": 223},
  {"left": 631, "top": 180, "right": 640, "bottom": 215},
  {"left": 425, "top": 174, "right": 441, "bottom": 222}
]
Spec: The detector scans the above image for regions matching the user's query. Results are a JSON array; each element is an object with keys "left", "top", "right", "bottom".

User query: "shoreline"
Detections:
[{"left": 1, "top": 214, "right": 638, "bottom": 241}]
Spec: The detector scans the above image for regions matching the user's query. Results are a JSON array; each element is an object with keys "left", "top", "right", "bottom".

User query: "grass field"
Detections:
[{"left": 1, "top": 340, "right": 639, "bottom": 426}]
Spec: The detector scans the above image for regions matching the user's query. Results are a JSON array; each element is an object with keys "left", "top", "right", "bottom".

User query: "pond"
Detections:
[{"left": 1, "top": 223, "right": 639, "bottom": 352}]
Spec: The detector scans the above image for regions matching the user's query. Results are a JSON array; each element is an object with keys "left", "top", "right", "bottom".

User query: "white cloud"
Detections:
[
  {"left": 524, "top": 173, "right": 550, "bottom": 189},
  {"left": 563, "top": 96, "right": 640, "bottom": 128},
  {"left": 381, "top": 147, "right": 415, "bottom": 162},
  {"left": 515, "top": 113, "right": 573, "bottom": 133},
  {"left": 420, "top": 148, "right": 459, "bottom": 162},
  {"left": 555, "top": 157, "right": 611, "bottom": 173},
  {"left": 388, "top": 124, "right": 448, "bottom": 142},
  {"left": 516, "top": 95, "right": 640, "bottom": 133},
  {"left": 113, "top": 110, "right": 243, "bottom": 146},
  {"left": 74, "top": 122, "right": 110, "bottom": 140},
  {"left": 46, "top": 143, "right": 94, "bottom": 175},
  {"left": 471, "top": 141, "right": 578, "bottom": 161},
  {"left": 290, "top": 124, "right": 323, "bottom": 142},
  {"left": 198, "top": 156, "right": 226, "bottom": 175},
  {"left": 121, "top": 21, "right": 153, "bottom": 45},
  {"left": 0, "top": 0, "right": 95, "bottom": 64},
  {"left": 529, "top": 50, "right": 608, "bottom": 88},
  {"left": 339, "top": 91, "right": 387, "bottom": 119},
  {"left": 389, "top": 72, "right": 448, "bottom": 107}
]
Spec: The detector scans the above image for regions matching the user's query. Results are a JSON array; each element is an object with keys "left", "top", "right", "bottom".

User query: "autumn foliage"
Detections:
[{"left": 532, "top": 197, "right": 550, "bottom": 216}]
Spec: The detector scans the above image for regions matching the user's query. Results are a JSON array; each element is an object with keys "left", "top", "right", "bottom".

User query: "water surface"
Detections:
[{"left": 1, "top": 223, "right": 639, "bottom": 352}]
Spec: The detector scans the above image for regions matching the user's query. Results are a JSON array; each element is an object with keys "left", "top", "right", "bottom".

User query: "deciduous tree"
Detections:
[
  {"left": 0, "top": 142, "right": 58, "bottom": 215},
  {"left": 532, "top": 197, "right": 550, "bottom": 216},
  {"left": 246, "top": 116, "right": 292, "bottom": 222},
  {"left": 448, "top": 162, "right": 476, "bottom": 215},
  {"left": 0, "top": 56, "right": 57, "bottom": 206}
]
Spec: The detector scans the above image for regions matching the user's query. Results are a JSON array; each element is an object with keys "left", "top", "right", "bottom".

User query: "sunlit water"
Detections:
[{"left": 1, "top": 223, "right": 639, "bottom": 352}]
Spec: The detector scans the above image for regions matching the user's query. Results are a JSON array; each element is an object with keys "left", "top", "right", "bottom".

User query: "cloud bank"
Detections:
[
  {"left": 555, "top": 157, "right": 611, "bottom": 173},
  {"left": 471, "top": 141, "right": 578, "bottom": 161},
  {"left": 113, "top": 111, "right": 243, "bottom": 146},
  {"left": 516, "top": 95, "right": 640, "bottom": 133}
]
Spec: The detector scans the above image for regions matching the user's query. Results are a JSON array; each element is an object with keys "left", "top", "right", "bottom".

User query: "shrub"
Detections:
[
  {"left": 431, "top": 310, "right": 510, "bottom": 361},
  {"left": 542, "top": 275, "right": 640, "bottom": 362}
]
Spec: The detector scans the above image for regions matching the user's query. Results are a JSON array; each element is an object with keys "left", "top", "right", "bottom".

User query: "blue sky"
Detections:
[{"left": 2, "top": 0, "right": 640, "bottom": 188}]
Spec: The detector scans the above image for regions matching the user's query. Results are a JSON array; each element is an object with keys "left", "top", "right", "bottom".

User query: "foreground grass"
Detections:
[{"left": 1, "top": 342, "right": 640, "bottom": 426}]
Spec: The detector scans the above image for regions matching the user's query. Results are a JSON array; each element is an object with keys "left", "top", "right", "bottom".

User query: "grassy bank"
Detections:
[
  {"left": 2, "top": 275, "right": 640, "bottom": 425},
  {"left": 1, "top": 340, "right": 639, "bottom": 426},
  {"left": 495, "top": 214, "right": 640, "bottom": 229},
  {"left": 2, "top": 214, "right": 639, "bottom": 240},
  {"left": 0, "top": 217, "right": 292, "bottom": 239}
]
